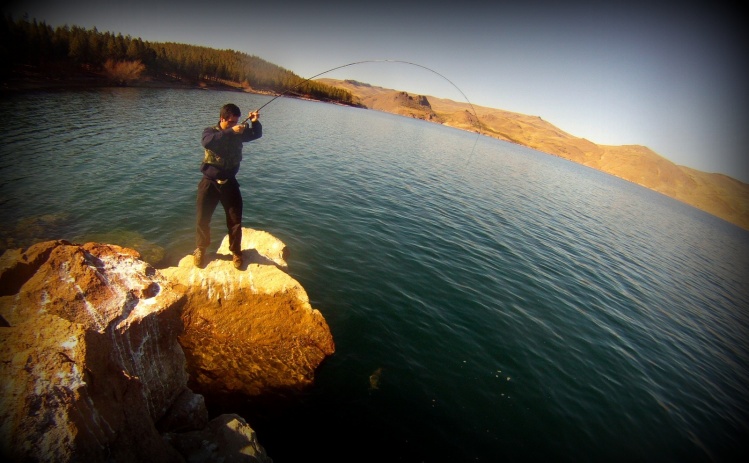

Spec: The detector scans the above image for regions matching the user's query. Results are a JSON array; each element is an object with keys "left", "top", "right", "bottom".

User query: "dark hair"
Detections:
[{"left": 220, "top": 103, "right": 241, "bottom": 121}]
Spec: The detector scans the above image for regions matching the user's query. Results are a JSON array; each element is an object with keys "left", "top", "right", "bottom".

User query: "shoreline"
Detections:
[
  {"left": 0, "top": 65, "right": 268, "bottom": 94},
  {"left": 4, "top": 66, "right": 747, "bottom": 231}
]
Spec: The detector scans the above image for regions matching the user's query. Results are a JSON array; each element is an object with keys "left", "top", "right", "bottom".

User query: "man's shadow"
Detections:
[{"left": 216, "top": 249, "right": 281, "bottom": 270}]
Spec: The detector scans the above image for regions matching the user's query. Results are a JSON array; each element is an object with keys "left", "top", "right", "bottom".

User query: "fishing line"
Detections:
[{"left": 244, "top": 59, "right": 482, "bottom": 165}]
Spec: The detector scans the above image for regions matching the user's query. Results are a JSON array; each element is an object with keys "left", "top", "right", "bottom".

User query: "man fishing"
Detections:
[{"left": 194, "top": 103, "right": 262, "bottom": 269}]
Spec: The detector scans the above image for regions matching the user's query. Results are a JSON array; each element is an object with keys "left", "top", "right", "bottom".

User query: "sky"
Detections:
[{"left": 5, "top": 0, "right": 748, "bottom": 183}]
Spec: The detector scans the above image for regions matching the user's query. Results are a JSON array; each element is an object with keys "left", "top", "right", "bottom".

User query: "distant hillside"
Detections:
[{"left": 318, "top": 78, "right": 749, "bottom": 231}]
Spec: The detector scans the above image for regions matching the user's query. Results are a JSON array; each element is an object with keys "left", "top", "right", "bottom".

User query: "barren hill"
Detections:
[{"left": 318, "top": 78, "right": 749, "bottom": 230}]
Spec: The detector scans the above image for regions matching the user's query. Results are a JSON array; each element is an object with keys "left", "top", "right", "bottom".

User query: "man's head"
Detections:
[{"left": 219, "top": 103, "right": 241, "bottom": 129}]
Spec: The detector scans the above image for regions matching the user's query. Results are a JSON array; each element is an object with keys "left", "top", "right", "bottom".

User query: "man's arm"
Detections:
[
  {"left": 242, "top": 121, "right": 262, "bottom": 142},
  {"left": 202, "top": 126, "right": 234, "bottom": 149}
]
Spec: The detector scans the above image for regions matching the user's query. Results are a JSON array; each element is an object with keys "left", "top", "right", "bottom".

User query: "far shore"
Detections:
[
  {"left": 4, "top": 65, "right": 747, "bottom": 231},
  {"left": 1, "top": 65, "right": 270, "bottom": 95}
]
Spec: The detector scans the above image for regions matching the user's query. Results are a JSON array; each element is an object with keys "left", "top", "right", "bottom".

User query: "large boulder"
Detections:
[
  {"left": 161, "top": 228, "right": 335, "bottom": 397},
  {"left": 0, "top": 241, "right": 272, "bottom": 462},
  {"left": 164, "top": 414, "right": 272, "bottom": 463}
]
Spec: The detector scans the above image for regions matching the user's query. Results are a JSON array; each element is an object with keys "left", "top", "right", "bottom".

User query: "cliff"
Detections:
[
  {"left": 318, "top": 78, "right": 749, "bottom": 231},
  {"left": 0, "top": 229, "right": 334, "bottom": 461}
]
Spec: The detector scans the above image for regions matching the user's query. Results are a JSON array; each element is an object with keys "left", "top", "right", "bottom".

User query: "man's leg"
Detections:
[
  {"left": 195, "top": 178, "right": 220, "bottom": 261},
  {"left": 221, "top": 179, "right": 244, "bottom": 258}
]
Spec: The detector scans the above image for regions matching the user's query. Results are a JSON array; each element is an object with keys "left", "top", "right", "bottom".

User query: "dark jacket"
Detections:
[{"left": 200, "top": 121, "right": 262, "bottom": 181}]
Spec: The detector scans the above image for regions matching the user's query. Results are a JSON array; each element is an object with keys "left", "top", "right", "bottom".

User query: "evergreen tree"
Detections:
[{"left": 0, "top": 16, "right": 356, "bottom": 106}]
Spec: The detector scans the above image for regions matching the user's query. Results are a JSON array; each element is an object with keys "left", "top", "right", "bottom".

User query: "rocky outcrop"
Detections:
[
  {"left": 161, "top": 228, "right": 335, "bottom": 397},
  {"left": 0, "top": 230, "right": 333, "bottom": 462},
  {"left": 164, "top": 413, "right": 270, "bottom": 462}
]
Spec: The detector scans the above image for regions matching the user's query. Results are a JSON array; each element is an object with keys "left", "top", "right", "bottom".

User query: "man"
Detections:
[{"left": 194, "top": 103, "right": 262, "bottom": 269}]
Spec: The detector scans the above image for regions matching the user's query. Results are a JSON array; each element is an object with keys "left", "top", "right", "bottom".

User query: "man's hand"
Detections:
[
  {"left": 232, "top": 123, "right": 246, "bottom": 134},
  {"left": 249, "top": 111, "right": 259, "bottom": 123}
]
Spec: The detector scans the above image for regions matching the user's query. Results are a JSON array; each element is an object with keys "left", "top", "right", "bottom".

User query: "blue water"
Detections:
[{"left": 1, "top": 88, "right": 748, "bottom": 462}]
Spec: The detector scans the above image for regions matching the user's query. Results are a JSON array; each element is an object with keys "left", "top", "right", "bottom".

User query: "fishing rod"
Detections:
[
  {"left": 243, "top": 59, "right": 480, "bottom": 130},
  {"left": 241, "top": 59, "right": 483, "bottom": 165}
]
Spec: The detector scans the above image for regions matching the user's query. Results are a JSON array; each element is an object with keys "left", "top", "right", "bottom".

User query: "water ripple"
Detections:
[{"left": 1, "top": 89, "right": 747, "bottom": 461}]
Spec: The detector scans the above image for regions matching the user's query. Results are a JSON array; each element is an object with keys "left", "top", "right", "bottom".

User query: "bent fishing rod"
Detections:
[
  {"left": 241, "top": 59, "right": 482, "bottom": 166},
  {"left": 243, "top": 59, "right": 480, "bottom": 129}
]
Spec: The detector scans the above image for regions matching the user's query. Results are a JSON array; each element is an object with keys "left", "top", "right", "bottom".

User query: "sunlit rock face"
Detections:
[
  {"left": 0, "top": 241, "right": 200, "bottom": 462},
  {"left": 161, "top": 228, "right": 336, "bottom": 397},
  {"left": 0, "top": 230, "right": 333, "bottom": 461}
]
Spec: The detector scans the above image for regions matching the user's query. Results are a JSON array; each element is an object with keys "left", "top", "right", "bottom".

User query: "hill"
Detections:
[{"left": 318, "top": 78, "right": 749, "bottom": 230}]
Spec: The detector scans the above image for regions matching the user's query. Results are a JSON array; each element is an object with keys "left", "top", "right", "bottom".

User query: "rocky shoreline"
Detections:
[{"left": 0, "top": 228, "right": 334, "bottom": 462}]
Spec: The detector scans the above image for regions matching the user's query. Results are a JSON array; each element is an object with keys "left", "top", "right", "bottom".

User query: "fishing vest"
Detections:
[{"left": 202, "top": 125, "right": 243, "bottom": 171}]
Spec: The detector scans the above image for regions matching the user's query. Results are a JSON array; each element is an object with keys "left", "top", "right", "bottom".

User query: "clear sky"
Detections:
[{"left": 5, "top": 0, "right": 748, "bottom": 183}]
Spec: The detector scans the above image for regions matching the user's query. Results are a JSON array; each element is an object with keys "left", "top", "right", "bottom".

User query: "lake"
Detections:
[{"left": 1, "top": 87, "right": 747, "bottom": 462}]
